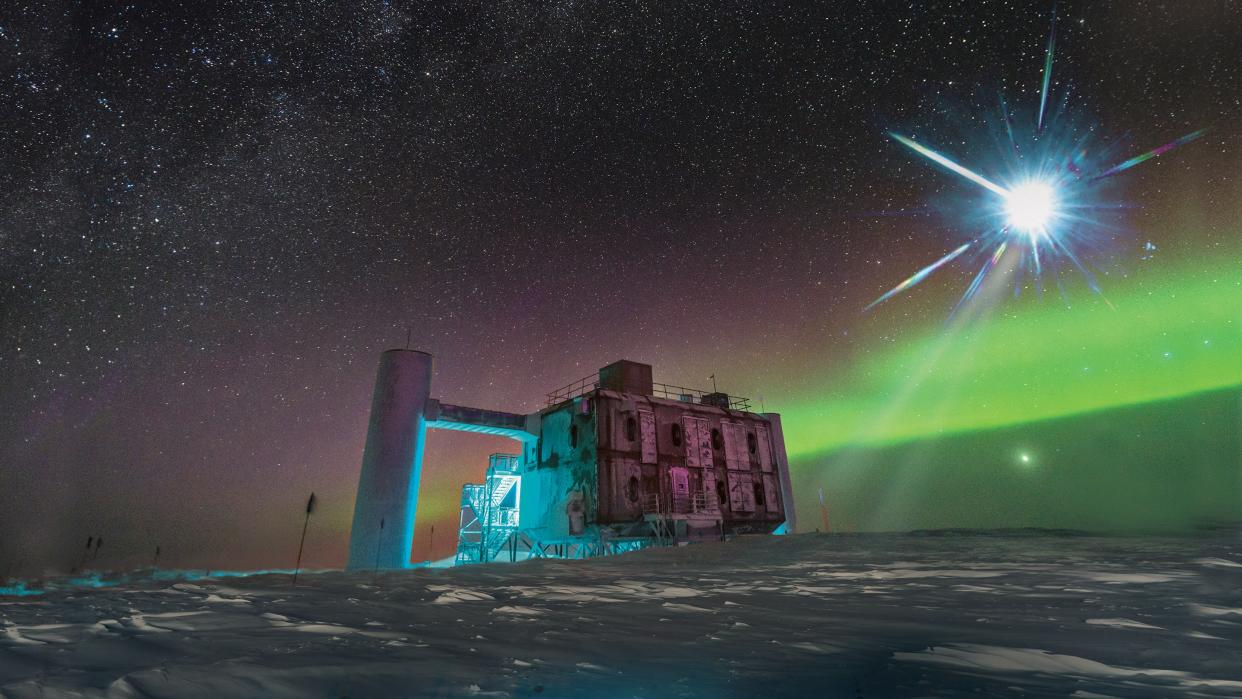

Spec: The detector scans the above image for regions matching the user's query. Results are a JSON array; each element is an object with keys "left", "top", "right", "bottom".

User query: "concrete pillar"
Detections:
[
  {"left": 347, "top": 350, "right": 433, "bottom": 570},
  {"left": 763, "top": 413, "right": 798, "bottom": 534}
]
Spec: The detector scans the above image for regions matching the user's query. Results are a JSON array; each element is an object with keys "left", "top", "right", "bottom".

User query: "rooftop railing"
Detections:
[
  {"left": 544, "top": 373, "right": 599, "bottom": 406},
  {"left": 651, "top": 382, "right": 752, "bottom": 411},
  {"left": 545, "top": 374, "right": 751, "bottom": 411}
]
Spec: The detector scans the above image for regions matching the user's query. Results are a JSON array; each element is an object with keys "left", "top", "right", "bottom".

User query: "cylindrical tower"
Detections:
[{"left": 347, "top": 349, "right": 433, "bottom": 570}]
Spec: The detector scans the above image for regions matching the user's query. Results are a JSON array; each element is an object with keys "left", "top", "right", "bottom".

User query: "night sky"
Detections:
[{"left": 1, "top": 1, "right": 1238, "bottom": 575}]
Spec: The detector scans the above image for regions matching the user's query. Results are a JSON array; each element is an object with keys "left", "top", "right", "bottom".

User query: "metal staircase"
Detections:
[
  {"left": 455, "top": 454, "right": 521, "bottom": 564},
  {"left": 456, "top": 455, "right": 673, "bottom": 565}
]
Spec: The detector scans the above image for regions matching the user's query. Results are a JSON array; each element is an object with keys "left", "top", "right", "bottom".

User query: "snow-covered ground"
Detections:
[{"left": 2, "top": 531, "right": 1240, "bottom": 698}]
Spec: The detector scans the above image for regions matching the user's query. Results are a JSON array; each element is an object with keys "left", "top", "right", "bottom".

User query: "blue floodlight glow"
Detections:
[{"left": 0, "top": 582, "right": 44, "bottom": 597}]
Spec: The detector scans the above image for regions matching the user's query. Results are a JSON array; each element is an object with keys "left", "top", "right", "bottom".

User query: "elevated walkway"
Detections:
[{"left": 427, "top": 400, "right": 537, "bottom": 442}]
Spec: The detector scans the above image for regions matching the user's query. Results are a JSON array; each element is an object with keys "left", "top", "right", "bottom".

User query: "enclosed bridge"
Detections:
[{"left": 346, "top": 350, "right": 796, "bottom": 570}]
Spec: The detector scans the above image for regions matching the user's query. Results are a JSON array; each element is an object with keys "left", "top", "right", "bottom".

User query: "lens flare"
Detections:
[
  {"left": 868, "top": 8, "right": 1205, "bottom": 315},
  {"left": 1004, "top": 182, "right": 1056, "bottom": 236}
]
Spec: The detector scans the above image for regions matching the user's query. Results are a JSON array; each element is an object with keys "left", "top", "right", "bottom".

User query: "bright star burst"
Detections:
[
  {"left": 868, "top": 8, "right": 1206, "bottom": 316},
  {"left": 1004, "top": 182, "right": 1055, "bottom": 237}
]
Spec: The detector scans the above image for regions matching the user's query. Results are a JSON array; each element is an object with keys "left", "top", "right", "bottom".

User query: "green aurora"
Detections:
[
  {"left": 779, "top": 252, "right": 1242, "bottom": 532},
  {"left": 781, "top": 255, "right": 1242, "bottom": 458}
]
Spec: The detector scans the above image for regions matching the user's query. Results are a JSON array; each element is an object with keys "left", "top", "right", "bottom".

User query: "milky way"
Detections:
[{"left": 0, "top": 1, "right": 1237, "bottom": 574}]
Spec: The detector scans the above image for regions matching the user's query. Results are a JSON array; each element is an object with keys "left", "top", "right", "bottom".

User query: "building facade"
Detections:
[
  {"left": 347, "top": 350, "right": 795, "bottom": 570},
  {"left": 526, "top": 360, "right": 793, "bottom": 548}
]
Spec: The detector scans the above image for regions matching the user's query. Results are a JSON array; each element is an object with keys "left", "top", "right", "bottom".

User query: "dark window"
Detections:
[
  {"left": 715, "top": 479, "right": 728, "bottom": 507},
  {"left": 626, "top": 476, "right": 641, "bottom": 504},
  {"left": 711, "top": 428, "right": 723, "bottom": 450},
  {"left": 747, "top": 432, "right": 757, "bottom": 454},
  {"left": 754, "top": 481, "right": 766, "bottom": 507},
  {"left": 625, "top": 416, "right": 637, "bottom": 441},
  {"left": 671, "top": 423, "right": 683, "bottom": 447},
  {"left": 569, "top": 423, "right": 578, "bottom": 449}
]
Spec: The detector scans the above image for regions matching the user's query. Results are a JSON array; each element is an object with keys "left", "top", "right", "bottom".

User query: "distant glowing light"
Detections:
[
  {"left": 1019, "top": 452, "right": 1032, "bottom": 464},
  {"left": 867, "top": 9, "right": 1205, "bottom": 315},
  {"left": 1004, "top": 182, "right": 1056, "bottom": 236}
]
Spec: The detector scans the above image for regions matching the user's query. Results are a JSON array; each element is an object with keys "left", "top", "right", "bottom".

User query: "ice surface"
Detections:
[
  {"left": 1, "top": 532, "right": 1240, "bottom": 697},
  {"left": 1084, "top": 618, "right": 1164, "bottom": 630}
]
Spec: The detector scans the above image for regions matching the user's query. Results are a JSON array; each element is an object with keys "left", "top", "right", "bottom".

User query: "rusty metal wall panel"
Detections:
[
  {"left": 682, "top": 416, "right": 712, "bottom": 469},
  {"left": 727, "top": 471, "right": 755, "bottom": 511},
  {"left": 639, "top": 409, "right": 657, "bottom": 464},
  {"left": 722, "top": 421, "right": 748, "bottom": 470},
  {"left": 762, "top": 474, "right": 780, "bottom": 512},
  {"left": 732, "top": 423, "right": 750, "bottom": 470},
  {"left": 696, "top": 418, "right": 713, "bottom": 467},
  {"left": 703, "top": 467, "right": 719, "bottom": 510},
  {"left": 756, "top": 423, "right": 773, "bottom": 472},
  {"left": 681, "top": 416, "right": 700, "bottom": 468}
]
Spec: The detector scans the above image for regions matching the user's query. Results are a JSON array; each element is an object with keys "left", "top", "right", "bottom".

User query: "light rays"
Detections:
[
  {"left": 866, "top": 243, "right": 973, "bottom": 311},
  {"left": 952, "top": 241, "right": 1009, "bottom": 318},
  {"left": 888, "top": 133, "right": 1007, "bottom": 196},
  {"left": 1037, "top": 4, "right": 1057, "bottom": 132},
  {"left": 867, "top": 7, "right": 1204, "bottom": 316},
  {"left": 1091, "top": 129, "right": 1208, "bottom": 181}
]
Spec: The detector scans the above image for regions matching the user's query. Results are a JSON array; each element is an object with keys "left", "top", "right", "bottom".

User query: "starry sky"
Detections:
[{"left": 1, "top": 1, "right": 1239, "bottom": 575}]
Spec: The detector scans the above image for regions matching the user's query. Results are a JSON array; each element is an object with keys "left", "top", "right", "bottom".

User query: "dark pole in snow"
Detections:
[
  {"left": 372, "top": 517, "right": 385, "bottom": 583},
  {"left": 292, "top": 492, "right": 317, "bottom": 587},
  {"left": 153, "top": 545, "right": 161, "bottom": 569},
  {"left": 428, "top": 524, "right": 435, "bottom": 563},
  {"left": 91, "top": 537, "right": 103, "bottom": 563}
]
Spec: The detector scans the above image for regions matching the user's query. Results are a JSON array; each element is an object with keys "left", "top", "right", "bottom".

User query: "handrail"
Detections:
[
  {"left": 544, "top": 375, "right": 752, "bottom": 411},
  {"left": 643, "top": 491, "right": 714, "bottom": 516},
  {"left": 545, "top": 373, "right": 599, "bottom": 406},
  {"left": 651, "top": 382, "right": 752, "bottom": 411}
]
